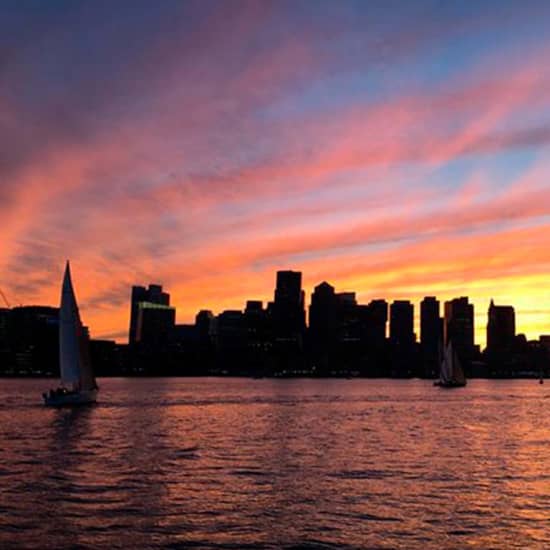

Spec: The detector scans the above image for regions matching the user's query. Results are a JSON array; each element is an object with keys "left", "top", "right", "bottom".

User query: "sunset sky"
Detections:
[{"left": 2, "top": 0, "right": 550, "bottom": 345}]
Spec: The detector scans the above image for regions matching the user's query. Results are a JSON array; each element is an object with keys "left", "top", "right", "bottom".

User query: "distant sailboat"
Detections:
[
  {"left": 43, "top": 261, "right": 98, "bottom": 406},
  {"left": 434, "top": 341, "right": 466, "bottom": 388}
]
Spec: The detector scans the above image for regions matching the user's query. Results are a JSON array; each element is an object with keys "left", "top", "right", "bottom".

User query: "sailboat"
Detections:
[
  {"left": 43, "top": 261, "right": 98, "bottom": 406},
  {"left": 434, "top": 340, "right": 466, "bottom": 388}
]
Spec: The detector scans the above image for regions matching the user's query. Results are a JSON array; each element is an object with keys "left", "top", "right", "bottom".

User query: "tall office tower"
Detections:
[
  {"left": 309, "top": 281, "right": 337, "bottom": 351},
  {"left": 421, "top": 297, "right": 443, "bottom": 373},
  {"left": 390, "top": 300, "right": 414, "bottom": 346},
  {"left": 272, "top": 270, "right": 305, "bottom": 342},
  {"left": 244, "top": 301, "right": 269, "bottom": 349},
  {"left": 215, "top": 310, "right": 246, "bottom": 351},
  {"left": 335, "top": 292, "right": 360, "bottom": 342},
  {"left": 365, "top": 299, "right": 388, "bottom": 349},
  {"left": 129, "top": 284, "right": 170, "bottom": 345},
  {"left": 444, "top": 297, "right": 475, "bottom": 359},
  {"left": 195, "top": 310, "right": 214, "bottom": 344},
  {"left": 135, "top": 302, "right": 176, "bottom": 348},
  {"left": 487, "top": 300, "right": 515, "bottom": 353}
]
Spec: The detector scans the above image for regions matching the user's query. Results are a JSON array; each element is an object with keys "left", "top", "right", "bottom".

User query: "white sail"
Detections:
[
  {"left": 439, "top": 342, "right": 453, "bottom": 384},
  {"left": 438, "top": 341, "right": 466, "bottom": 387},
  {"left": 452, "top": 347, "right": 466, "bottom": 386},
  {"left": 59, "top": 262, "right": 96, "bottom": 391}
]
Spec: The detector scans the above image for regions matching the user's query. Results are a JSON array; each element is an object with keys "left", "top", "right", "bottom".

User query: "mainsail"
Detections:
[
  {"left": 59, "top": 262, "right": 96, "bottom": 391},
  {"left": 439, "top": 342, "right": 454, "bottom": 385},
  {"left": 452, "top": 346, "right": 466, "bottom": 386},
  {"left": 439, "top": 341, "right": 466, "bottom": 386}
]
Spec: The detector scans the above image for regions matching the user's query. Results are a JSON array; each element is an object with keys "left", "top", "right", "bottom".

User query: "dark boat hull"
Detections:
[
  {"left": 434, "top": 380, "right": 467, "bottom": 388},
  {"left": 43, "top": 388, "right": 98, "bottom": 406}
]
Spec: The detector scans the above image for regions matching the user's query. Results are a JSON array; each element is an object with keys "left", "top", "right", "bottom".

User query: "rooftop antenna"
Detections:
[{"left": 0, "top": 288, "right": 11, "bottom": 308}]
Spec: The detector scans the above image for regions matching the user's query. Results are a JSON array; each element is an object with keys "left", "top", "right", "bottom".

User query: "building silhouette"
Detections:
[
  {"left": 364, "top": 300, "right": 388, "bottom": 350},
  {"left": 309, "top": 282, "right": 337, "bottom": 354},
  {"left": 244, "top": 301, "right": 270, "bottom": 353},
  {"left": 487, "top": 300, "right": 515, "bottom": 353},
  {"left": 0, "top": 308, "right": 9, "bottom": 352},
  {"left": 135, "top": 302, "right": 176, "bottom": 348},
  {"left": 444, "top": 297, "right": 476, "bottom": 372},
  {"left": 195, "top": 310, "right": 214, "bottom": 346},
  {"left": 389, "top": 300, "right": 416, "bottom": 377},
  {"left": 7, "top": 306, "right": 59, "bottom": 375},
  {"left": 129, "top": 284, "right": 170, "bottom": 345},
  {"left": 335, "top": 292, "right": 359, "bottom": 342},
  {"left": 420, "top": 297, "right": 443, "bottom": 377},
  {"left": 390, "top": 301, "right": 414, "bottom": 346},
  {"left": 272, "top": 270, "right": 306, "bottom": 346}
]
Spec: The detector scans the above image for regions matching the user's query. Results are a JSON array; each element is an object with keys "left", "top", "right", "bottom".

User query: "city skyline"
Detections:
[
  {"left": 2, "top": 1, "right": 550, "bottom": 346},
  {"left": 3, "top": 268, "right": 547, "bottom": 380},
  {"left": 3, "top": 267, "right": 547, "bottom": 351}
]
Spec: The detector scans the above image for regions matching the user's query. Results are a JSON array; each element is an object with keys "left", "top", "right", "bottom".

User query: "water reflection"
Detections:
[{"left": 0, "top": 378, "right": 548, "bottom": 549}]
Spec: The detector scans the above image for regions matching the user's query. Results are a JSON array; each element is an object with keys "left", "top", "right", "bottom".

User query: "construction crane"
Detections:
[{"left": 0, "top": 289, "right": 11, "bottom": 308}]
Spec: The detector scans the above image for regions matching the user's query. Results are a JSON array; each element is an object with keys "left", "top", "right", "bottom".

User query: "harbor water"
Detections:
[{"left": 0, "top": 378, "right": 548, "bottom": 549}]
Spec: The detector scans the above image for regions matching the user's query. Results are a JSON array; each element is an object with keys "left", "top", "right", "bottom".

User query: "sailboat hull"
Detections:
[
  {"left": 434, "top": 380, "right": 467, "bottom": 388},
  {"left": 43, "top": 388, "right": 98, "bottom": 407}
]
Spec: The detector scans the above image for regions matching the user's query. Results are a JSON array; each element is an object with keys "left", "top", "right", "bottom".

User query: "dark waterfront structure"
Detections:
[
  {"left": 214, "top": 310, "right": 246, "bottom": 353},
  {"left": 358, "top": 300, "right": 389, "bottom": 376},
  {"left": 0, "top": 308, "right": 9, "bottom": 368},
  {"left": 365, "top": 300, "right": 388, "bottom": 349},
  {"left": 308, "top": 285, "right": 389, "bottom": 376},
  {"left": 272, "top": 270, "right": 306, "bottom": 349},
  {"left": 90, "top": 339, "right": 121, "bottom": 376},
  {"left": 487, "top": 300, "right": 515, "bottom": 353},
  {"left": 420, "top": 297, "right": 443, "bottom": 378},
  {"left": 482, "top": 301, "right": 544, "bottom": 378},
  {"left": 129, "top": 284, "right": 170, "bottom": 346},
  {"left": 136, "top": 302, "right": 176, "bottom": 347},
  {"left": 5, "top": 306, "right": 59, "bottom": 375},
  {"left": 244, "top": 301, "right": 271, "bottom": 357},
  {"left": 390, "top": 301, "right": 414, "bottom": 346},
  {"left": 127, "top": 284, "right": 173, "bottom": 374},
  {"left": 195, "top": 310, "right": 214, "bottom": 345},
  {"left": 309, "top": 282, "right": 337, "bottom": 356},
  {"left": 389, "top": 300, "right": 416, "bottom": 377}
]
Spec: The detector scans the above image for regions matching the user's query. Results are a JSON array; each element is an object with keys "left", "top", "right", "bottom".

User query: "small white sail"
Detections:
[
  {"left": 452, "top": 347, "right": 466, "bottom": 386},
  {"left": 59, "top": 262, "right": 81, "bottom": 389},
  {"left": 439, "top": 342, "right": 453, "bottom": 384},
  {"left": 59, "top": 262, "right": 96, "bottom": 391},
  {"left": 438, "top": 341, "right": 466, "bottom": 387}
]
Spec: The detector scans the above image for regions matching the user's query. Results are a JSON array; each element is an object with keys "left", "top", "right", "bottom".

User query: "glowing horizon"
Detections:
[{"left": 1, "top": 1, "right": 550, "bottom": 347}]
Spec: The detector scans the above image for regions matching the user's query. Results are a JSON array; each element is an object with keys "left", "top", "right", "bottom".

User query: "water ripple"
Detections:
[{"left": 1, "top": 378, "right": 548, "bottom": 549}]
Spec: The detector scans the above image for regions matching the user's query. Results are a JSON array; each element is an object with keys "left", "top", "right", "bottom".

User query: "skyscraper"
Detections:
[
  {"left": 272, "top": 270, "right": 305, "bottom": 343},
  {"left": 335, "top": 292, "right": 360, "bottom": 343},
  {"left": 195, "top": 310, "right": 214, "bottom": 344},
  {"left": 444, "top": 297, "right": 475, "bottom": 363},
  {"left": 309, "top": 282, "right": 337, "bottom": 352},
  {"left": 135, "top": 302, "right": 175, "bottom": 347},
  {"left": 129, "top": 284, "right": 170, "bottom": 345},
  {"left": 364, "top": 299, "right": 388, "bottom": 349},
  {"left": 389, "top": 300, "right": 415, "bottom": 377},
  {"left": 421, "top": 297, "right": 442, "bottom": 376},
  {"left": 390, "top": 300, "right": 414, "bottom": 346},
  {"left": 487, "top": 300, "right": 515, "bottom": 353}
]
